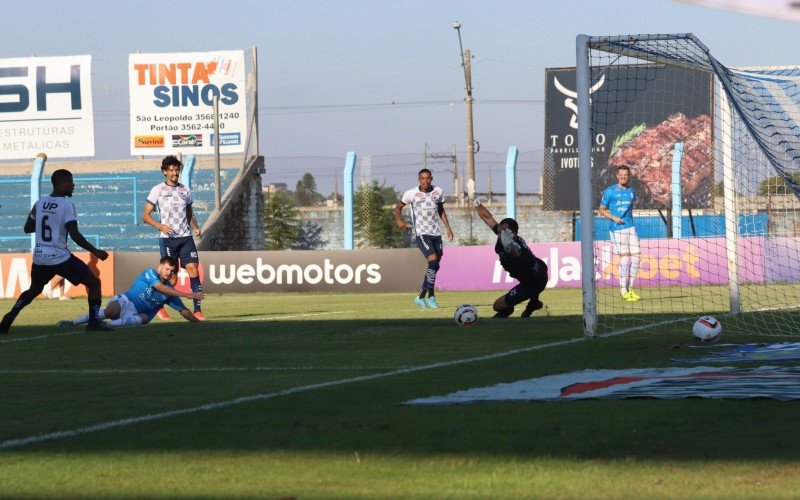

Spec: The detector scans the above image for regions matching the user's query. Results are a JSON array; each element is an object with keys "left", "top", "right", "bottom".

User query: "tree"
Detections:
[
  {"left": 759, "top": 173, "right": 800, "bottom": 195},
  {"left": 295, "top": 173, "right": 323, "bottom": 206},
  {"left": 264, "top": 191, "right": 299, "bottom": 250},
  {"left": 294, "top": 220, "right": 327, "bottom": 250},
  {"left": 355, "top": 180, "right": 404, "bottom": 248}
]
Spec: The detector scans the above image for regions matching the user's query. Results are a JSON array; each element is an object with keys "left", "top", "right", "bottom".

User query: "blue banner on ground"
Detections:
[
  {"left": 404, "top": 366, "right": 800, "bottom": 405},
  {"left": 673, "top": 343, "right": 800, "bottom": 364}
]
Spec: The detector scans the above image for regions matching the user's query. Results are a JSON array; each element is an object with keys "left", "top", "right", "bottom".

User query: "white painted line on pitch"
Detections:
[
  {"left": 0, "top": 331, "right": 82, "bottom": 344},
  {"left": 235, "top": 310, "right": 355, "bottom": 322},
  {"left": 0, "top": 336, "right": 584, "bottom": 450},
  {"left": 0, "top": 365, "right": 407, "bottom": 375}
]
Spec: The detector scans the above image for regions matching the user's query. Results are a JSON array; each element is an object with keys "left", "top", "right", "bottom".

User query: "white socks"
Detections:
[
  {"left": 619, "top": 255, "right": 630, "bottom": 294},
  {"left": 73, "top": 309, "right": 106, "bottom": 325},
  {"left": 629, "top": 255, "right": 641, "bottom": 291}
]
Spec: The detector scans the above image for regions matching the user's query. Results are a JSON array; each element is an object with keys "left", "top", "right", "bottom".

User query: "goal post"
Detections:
[{"left": 576, "top": 33, "right": 800, "bottom": 339}]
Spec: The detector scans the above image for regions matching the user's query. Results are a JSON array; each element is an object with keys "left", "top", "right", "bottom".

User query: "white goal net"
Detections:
[{"left": 577, "top": 34, "right": 800, "bottom": 339}]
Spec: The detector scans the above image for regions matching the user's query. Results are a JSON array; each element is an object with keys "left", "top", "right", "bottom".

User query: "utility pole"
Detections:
[
  {"left": 453, "top": 22, "right": 477, "bottom": 185},
  {"left": 424, "top": 145, "right": 459, "bottom": 205}
]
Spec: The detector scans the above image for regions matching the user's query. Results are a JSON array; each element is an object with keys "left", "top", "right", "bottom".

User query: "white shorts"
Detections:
[
  {"left": 609, "top": 226, "right": 640, "bottom": 255},
  {"left": 112, "top": 294, "right": 142, "bottom": 325}
]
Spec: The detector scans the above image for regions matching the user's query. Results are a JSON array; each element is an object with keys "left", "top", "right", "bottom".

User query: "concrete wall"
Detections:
[
  {"left": 299, "top": 202, "right": 575, "bottom": 249},
  {"left": 198, "top": 156, "right": 265, "bottom": 251}
]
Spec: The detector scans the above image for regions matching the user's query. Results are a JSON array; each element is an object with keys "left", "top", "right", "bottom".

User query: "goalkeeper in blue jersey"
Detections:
[
  {"left": 598, "top": 166, "right": 641, "bottom": 302},
  {"left": 58, "top": 256, "right": 205, "bottom": 328}
]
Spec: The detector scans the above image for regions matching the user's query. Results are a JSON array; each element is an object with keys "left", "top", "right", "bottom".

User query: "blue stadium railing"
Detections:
[{"left": 0, "top": 169, "right": 239, "bottom": 253}]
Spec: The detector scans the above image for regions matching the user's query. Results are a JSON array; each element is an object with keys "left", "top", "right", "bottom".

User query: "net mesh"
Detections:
[{"left": 586, "top": 34, "right": 800, "bottom": 338}]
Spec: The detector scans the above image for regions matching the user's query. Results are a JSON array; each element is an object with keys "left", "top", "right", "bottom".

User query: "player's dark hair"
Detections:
[
  {"left": 50, "top": 169, "right": 73, "bottom": 186},
  {"left": 418, "top": 168, "right": 432, "bottom": 176},
  {"left": 161, "top": 155, "right": 183, "bottom": 171},
  {"left": 617, "top": 166, "right": 631, "bottom": 173},
  {"left": 499, "top": 217, "right": 519, "bottom": 234},
  {"left": 160, "top": 256, "right": 178, "bottom": 267}
]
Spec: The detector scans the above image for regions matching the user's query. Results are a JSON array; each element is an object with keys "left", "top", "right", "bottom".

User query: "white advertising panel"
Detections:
[
  {"left": 128, "top": 50, "right": 247, "bottom": 156},
  {"left": 0, "top": 55, "right": 94, "bottom": 160}
]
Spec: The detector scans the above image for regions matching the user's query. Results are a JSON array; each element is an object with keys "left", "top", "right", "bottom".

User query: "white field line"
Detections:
[
  {"left": 0, "top": 336, "right": 584, "bottom": 450},
  {"left": 0, "top": 366, "right": 404, "bottom": 375},
  {"left": 236, "top": 310, "right": 354, "bottom": 322},
  {"left": 0, "top": 310, "right": 353, "bottom": 344}
]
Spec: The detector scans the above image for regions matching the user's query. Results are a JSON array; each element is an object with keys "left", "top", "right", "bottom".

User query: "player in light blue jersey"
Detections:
[
  {"left": 59, "top": 256, "right": 204, "bottom": 328},
  {"left": 599, "top": 166, "right": 641, "bottom": 301}
]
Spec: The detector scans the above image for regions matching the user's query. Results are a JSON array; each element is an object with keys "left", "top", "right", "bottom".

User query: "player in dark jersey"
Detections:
[
  {"left": 469, "top": 180, "right": 548, "bottom": 318},
  {"left": 0, "top": 169, "right": 110, "bottom": 334}
]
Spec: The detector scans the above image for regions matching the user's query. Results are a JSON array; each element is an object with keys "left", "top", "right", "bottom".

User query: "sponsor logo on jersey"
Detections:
[{"left": 134, "top": 135, "right": 164, "bottom": 148}]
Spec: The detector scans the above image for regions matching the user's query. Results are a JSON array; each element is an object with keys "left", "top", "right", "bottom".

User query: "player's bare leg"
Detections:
[{"left": 492, "top": 295, "right": 514, "bottom": 318}]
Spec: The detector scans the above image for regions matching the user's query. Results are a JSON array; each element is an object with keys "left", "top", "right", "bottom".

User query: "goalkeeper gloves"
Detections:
[
  {"left": 500, "top": 228, "right": 517, "bottom": 252},
  {"left": 466, "top": 179, "right": 482, "bottom": 206}
]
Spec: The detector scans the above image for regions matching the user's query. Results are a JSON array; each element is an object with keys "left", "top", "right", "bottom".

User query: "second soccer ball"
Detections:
[{"left": 692, "top": 316, "right": 722, "bottom": 342}]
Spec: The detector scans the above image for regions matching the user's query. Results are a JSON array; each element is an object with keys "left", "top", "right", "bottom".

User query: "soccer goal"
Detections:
[{"left": 576, "top": 33, "right": 800, "bottom": 338}]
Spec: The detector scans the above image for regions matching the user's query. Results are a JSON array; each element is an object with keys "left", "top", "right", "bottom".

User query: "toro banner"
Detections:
[
  {"left": 543, "top": 66, "right": 712, "bottom": 210},
  {"left": 0, "top": 55, "right": 95, "bottom": 160},
  {"left": 128, "top": 50, "right": 247, "bottom": 156}
]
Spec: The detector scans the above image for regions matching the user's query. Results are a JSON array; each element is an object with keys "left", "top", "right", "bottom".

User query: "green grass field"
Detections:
[{"left": 0, "top": 290, "right": 798, "bottom": 498}]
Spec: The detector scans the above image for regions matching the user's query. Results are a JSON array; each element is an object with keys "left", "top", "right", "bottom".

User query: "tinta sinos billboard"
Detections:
[{"left": 544, "top": 65, "right": 713, "bottom": 210}]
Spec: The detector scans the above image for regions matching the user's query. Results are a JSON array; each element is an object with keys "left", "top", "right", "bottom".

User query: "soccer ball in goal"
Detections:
[{"left": 692, "top": 316, "right": 722, "bottom": 343}]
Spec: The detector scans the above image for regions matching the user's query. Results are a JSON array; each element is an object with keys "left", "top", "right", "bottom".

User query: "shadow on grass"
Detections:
[{"left": 3, "top": 314, "right": 799, "bottom": 460}]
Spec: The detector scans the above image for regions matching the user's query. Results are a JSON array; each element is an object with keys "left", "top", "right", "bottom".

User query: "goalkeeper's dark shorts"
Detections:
[{"left": 503, "top": 264, "right": 548, "bottom": 307}]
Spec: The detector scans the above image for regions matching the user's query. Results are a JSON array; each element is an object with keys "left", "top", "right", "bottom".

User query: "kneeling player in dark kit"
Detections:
[{"left": 468, "top": 180, "right": 548, "bottom": 318}]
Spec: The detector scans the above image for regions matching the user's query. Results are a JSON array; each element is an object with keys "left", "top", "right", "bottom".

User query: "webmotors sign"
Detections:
[
  {"left": 0, "top": 55, "right": 95, "bottom": 160},
  {"left": 128, "top": 50, "right": 247, "bottom": 156},
  {"left": 114, "top": 249, "right": 422, "bottom": 293}
]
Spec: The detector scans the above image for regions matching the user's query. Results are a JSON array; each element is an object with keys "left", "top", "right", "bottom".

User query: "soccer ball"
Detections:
[
  {"left": 454, "top": 304, "right": 479, "bottom": 326},
  {"left": 693, "top": 316, "right": 722, "bottom": 342}
]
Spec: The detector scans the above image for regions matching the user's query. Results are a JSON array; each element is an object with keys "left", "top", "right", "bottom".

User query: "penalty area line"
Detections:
[{"left": 0, "top": 336, "right": 584, "bottom": 450}]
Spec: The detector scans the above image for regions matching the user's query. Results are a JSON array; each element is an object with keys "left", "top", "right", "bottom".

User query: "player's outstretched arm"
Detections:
[
  {"left": 179, "top": 308, "right": 200, "bottom": 323},
  {"left": 474, "top": 202, "right": 498, "bottom": 229},
  {"left": 153, "top": 282, "right": 205, "bottom": 301},
  {"left": 467, "top": 179, "right": 498, "bottom": 229},
  {"left": 65, "top": 221, "right": 109, "bottom": 261}
]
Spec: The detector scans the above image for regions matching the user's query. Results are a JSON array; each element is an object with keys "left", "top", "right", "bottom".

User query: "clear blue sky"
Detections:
[{"left": 1, "top": 0, "right": 798, "bottom": 158}]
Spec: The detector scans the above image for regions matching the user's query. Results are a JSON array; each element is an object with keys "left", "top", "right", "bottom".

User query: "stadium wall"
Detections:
[{"left": 197, "top": 156, "right": 265, "bottom": 251}]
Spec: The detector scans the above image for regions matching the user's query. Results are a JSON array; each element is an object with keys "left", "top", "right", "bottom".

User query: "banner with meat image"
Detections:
[{"left": 544, "top": 65, "right": 713, "bottom": 210}]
